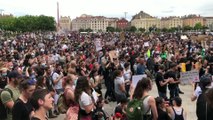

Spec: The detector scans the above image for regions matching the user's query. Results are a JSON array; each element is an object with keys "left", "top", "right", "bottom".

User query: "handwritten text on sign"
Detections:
[{"left": 180, "top": 70, "right": 199, "bottom": 84}]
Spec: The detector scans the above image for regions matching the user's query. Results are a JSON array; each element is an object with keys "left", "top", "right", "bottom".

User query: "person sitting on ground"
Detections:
[{"left": 114, "top": 97, "right": 128, "bottom": 120}]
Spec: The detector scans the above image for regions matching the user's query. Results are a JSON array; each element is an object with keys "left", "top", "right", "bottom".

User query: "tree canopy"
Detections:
[{"left": 0, "top": 15, "right": 56, "bottom": 32}]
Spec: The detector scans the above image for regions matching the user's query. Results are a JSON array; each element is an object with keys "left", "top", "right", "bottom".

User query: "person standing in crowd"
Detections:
[
  {"left": 64, "top": 74, "right": 79, "bottom": 120},
  {"left": 30, "top": 89, "right": 54, "bottom": 120},
  {"left": 0, "top": 67, "right": 8, "bottom": 89},
  {"left": 155, "top": 97, "right": 172, "bottom": 120},
  {"left": 114, "top": 69, "right": 127, "bottom": 103},
  {"left": 123, "top": 62, "right": 132, "bottom": 97},
  {"left": 52, "top": 64, "right": 64, "bottom": 116},
  {"left": 0, "top": 71, "right": 22, "bottom": 120},
  {"left": 171, "top": 97, "right": 187, "bottom": 120},
  {"left": 12, "top": 78, "right": 36, "bottom": 120},
  {"left": 196, "top": 74, "right": 213, "bottom": 120},
  {"left": 131, "top": 77, "right": 158, "bottom": 120},
  {"left": 75, "top": 76, "right": 95, "bottom": 120},
  {"left": 155, "top": 65, "right": 170, "bottom": 100},
  {"left": 36, "top": 76, "right": 47, "bottom": 89},
  {"left": 136, "top": 57, "right": 146, "bottom": 75},
  {"left": 43, "top": 66, "right": 57, "bottom": 118},
  {"left": 164, "top": 63, "right": 180, "bottom": 101}
]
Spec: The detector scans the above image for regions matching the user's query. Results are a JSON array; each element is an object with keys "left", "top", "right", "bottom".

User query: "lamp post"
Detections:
[{"left": 0, "top": 9, "right": 4, "bottom": 16}]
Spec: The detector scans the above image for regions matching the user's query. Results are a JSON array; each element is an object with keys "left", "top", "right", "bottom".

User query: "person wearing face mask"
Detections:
[{"left": 0, "top": 71, "right": 22, "bottom": 120}]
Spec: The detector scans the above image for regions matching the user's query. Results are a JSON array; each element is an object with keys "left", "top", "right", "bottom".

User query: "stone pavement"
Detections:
[{"left": 52, "top": 84, "right": 197, "bottom": 120}]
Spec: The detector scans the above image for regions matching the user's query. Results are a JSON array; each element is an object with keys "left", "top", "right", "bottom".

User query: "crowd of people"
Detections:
[{"left": 0, "top": 30, "right": 213, "bottom": 120}]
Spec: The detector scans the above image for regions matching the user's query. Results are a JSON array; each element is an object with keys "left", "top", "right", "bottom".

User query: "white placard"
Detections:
[
  {"left": 94, "top": 38, "right": 102, "bottom": 51},
  {"left": 132, "top": 75, "right": 147, "bottom": 87},
  {"left": 144, "top": 42, "right": 149, "bottom": 47},
  {"left": 180, "top": 70, "right": 199, "bottom": 84}
]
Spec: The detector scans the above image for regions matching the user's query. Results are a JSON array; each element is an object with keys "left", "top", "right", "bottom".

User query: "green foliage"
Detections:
[
  {"left": 162, "top": 28, "right": 168, "bottom": 32},
  {"left": 138, "top": 28, "right": 145, "bottom": 33},
  {"left": 106, "top": 26, "right": 115, "bottom": 32},
  {"left": 0, "top": 15, "right": 56, "bottom": 32},
  {"left": 85, "top": 28, "right": 93, "bottom": 32},
  {"left": 194, "top": 22, "right": 202, "bottom": 30},
  {"left": 183, "top": 25, "right": 193, "bottom": 31},
  {"left": 129, "top": 26, "right": 137, "bottom": 32},
  {"left": 115, "top": 28, "right": 121, "bottom": 32}
]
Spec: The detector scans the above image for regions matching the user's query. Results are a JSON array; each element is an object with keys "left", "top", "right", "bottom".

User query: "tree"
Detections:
[
  {"left": 162, "top": 28, "right": 168, "bottom": 32},
  {"left": 138, "top": 27, "right": 145, "bottom": 33},
  {"left": 168, "top": 27, "right": 178, "bottom": 32},
  {"left": 85, "top": 28, "right": 93, "bottom": 32},
  {"left": 106, "top": 26, "right": 115, "bottom": 32},
  {"left": 79, "top": 28, "right": 85, "bottom": 32},
  {"left": 129, "top": 26, "right": 137, "bottom": 32},
  {"left": 0, "top": 15, "right": 56, "bottom": 32},
  {"left": 183, "top": 25, "right": 193, "bottom": 31},
  {"left": 194, "top": 22, "right": 202, "bottom": 30},
  {"left": 115, "top": 28, "right": 121, "bottom": 32}
]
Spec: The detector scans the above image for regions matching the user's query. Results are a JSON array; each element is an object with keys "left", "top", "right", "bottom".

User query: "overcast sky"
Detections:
[{"left": 1, "top": 0, "right": 213, "bottom": 21}]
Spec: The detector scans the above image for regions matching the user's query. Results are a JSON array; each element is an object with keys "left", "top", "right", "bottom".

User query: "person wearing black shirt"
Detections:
[
  {"left": 12, "top": 79, "right": 36, "bottom": 120},
  {"left": 164, "top": 63, "right": 180, "bottom": 101},
  {"left": 155, "top": 97, "right": 172, "bottom": 120},
  {"left": 155, "top": 65, "right": 170, "bottom": 100}
]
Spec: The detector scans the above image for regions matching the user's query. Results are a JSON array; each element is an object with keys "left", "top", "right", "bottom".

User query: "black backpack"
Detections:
[
  {"left": 0, "top": 88, "right": 13, "bottom": 120},
  {"left": 196, "top": 90, "right": 213, "bottom": 120}
]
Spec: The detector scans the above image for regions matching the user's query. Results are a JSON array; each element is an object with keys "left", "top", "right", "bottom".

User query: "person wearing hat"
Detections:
[{"left": 0, "top": 70, "right": 22, "bottom": 120}]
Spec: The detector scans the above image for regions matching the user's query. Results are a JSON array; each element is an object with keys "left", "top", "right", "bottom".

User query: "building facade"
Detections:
[
  {"left": 183, "top": 15, "right": 206, "bottom": 27},
  {"left": 161, "top": 16, "right": 183, "bottom": 29},
  {"left": 116, "top": 18, "right": 128, "bottom": 30},
  {"left": 205, "top": 17, "right": 213, "bottom": 31},
  {"left": 72, "top": 14, "right": 118, "bottom": 32},
  {"left": 59, "top": 16, "right": 72, "bottom": 32},
  {"left": 131, "top": 11, "right": 161, "bottom": 30}
]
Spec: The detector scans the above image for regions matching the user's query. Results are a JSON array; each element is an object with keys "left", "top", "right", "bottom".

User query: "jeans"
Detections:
[{"left": 169, "top": 87, "right": 179, "bottom": 101}]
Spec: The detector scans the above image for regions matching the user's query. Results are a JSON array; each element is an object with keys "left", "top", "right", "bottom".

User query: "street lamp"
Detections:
[{"left": 0, "top": 9, "right": 4, "bottom": 16}]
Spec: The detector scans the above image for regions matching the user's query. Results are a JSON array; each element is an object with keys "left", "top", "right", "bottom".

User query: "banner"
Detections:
[
  {"left": 109, "top": 50, "right": 119, "bottom": 62},
  {"left": 180, "top": 70, "right": 199, "bottom": 84},
  {"left": 94, "top": 38, "right": 102, "bottom": 51},
  {"left": 132, "top": 75, "right": 147, "bottom": 87},
  {"left": 181, "top": 35, "right": 188, "bottom": 40}
]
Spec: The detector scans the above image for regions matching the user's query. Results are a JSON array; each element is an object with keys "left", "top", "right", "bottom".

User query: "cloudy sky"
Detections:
[{"left": 0, "top": 0, "right": 213, "bottom": 21}]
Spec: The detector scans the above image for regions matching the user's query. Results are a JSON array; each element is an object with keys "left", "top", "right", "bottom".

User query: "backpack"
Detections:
[
  {"left": 0, "top": 88, "right": 13, "bottom": 120},
  {"left": 196, "top": 89, "right": 213, "bottom": 120},
  {"left": 57, "top": 88, "right": 70, "bottom": 114},
  {"left": 126, "top": 96, "right": 149, "bottom": 120}
]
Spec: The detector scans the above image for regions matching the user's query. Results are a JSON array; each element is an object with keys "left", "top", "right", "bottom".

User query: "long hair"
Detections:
[
  {"left": 132, "top": 77, "right": 151, "bottom": 99},
  {"left": 74, "top": 76, "right": 91, "bottom": 102},
  {"left": 36, "top": 76, "right": 45, "bottom": 89}
]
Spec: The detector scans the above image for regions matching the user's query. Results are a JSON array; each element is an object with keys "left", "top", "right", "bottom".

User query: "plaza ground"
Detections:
[{"left": 53, "top": 83, "right": 197, "bottom": 120}]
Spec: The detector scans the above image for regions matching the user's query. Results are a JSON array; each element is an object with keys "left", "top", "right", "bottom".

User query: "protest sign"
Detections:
[
  {"left": 120, "top": 32, "right": 125, "bottom": 41},
  {"left": 94, "top": 38, "right": 102, "bottom": 51},
  {"left": 109, "top": 50, "right": 119, "bottom": 62},
  {"left": 181, "top": 35, "right": 188, "bottom": 40},
  {"left": 144, "top": 42, "right": 149, "bottom": 47},
  {"left": 132, "top": 75, "right": 147, "bottom": 87},
  {"left": 180, "top": 70, "right": 199, "bottom": 84}
]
